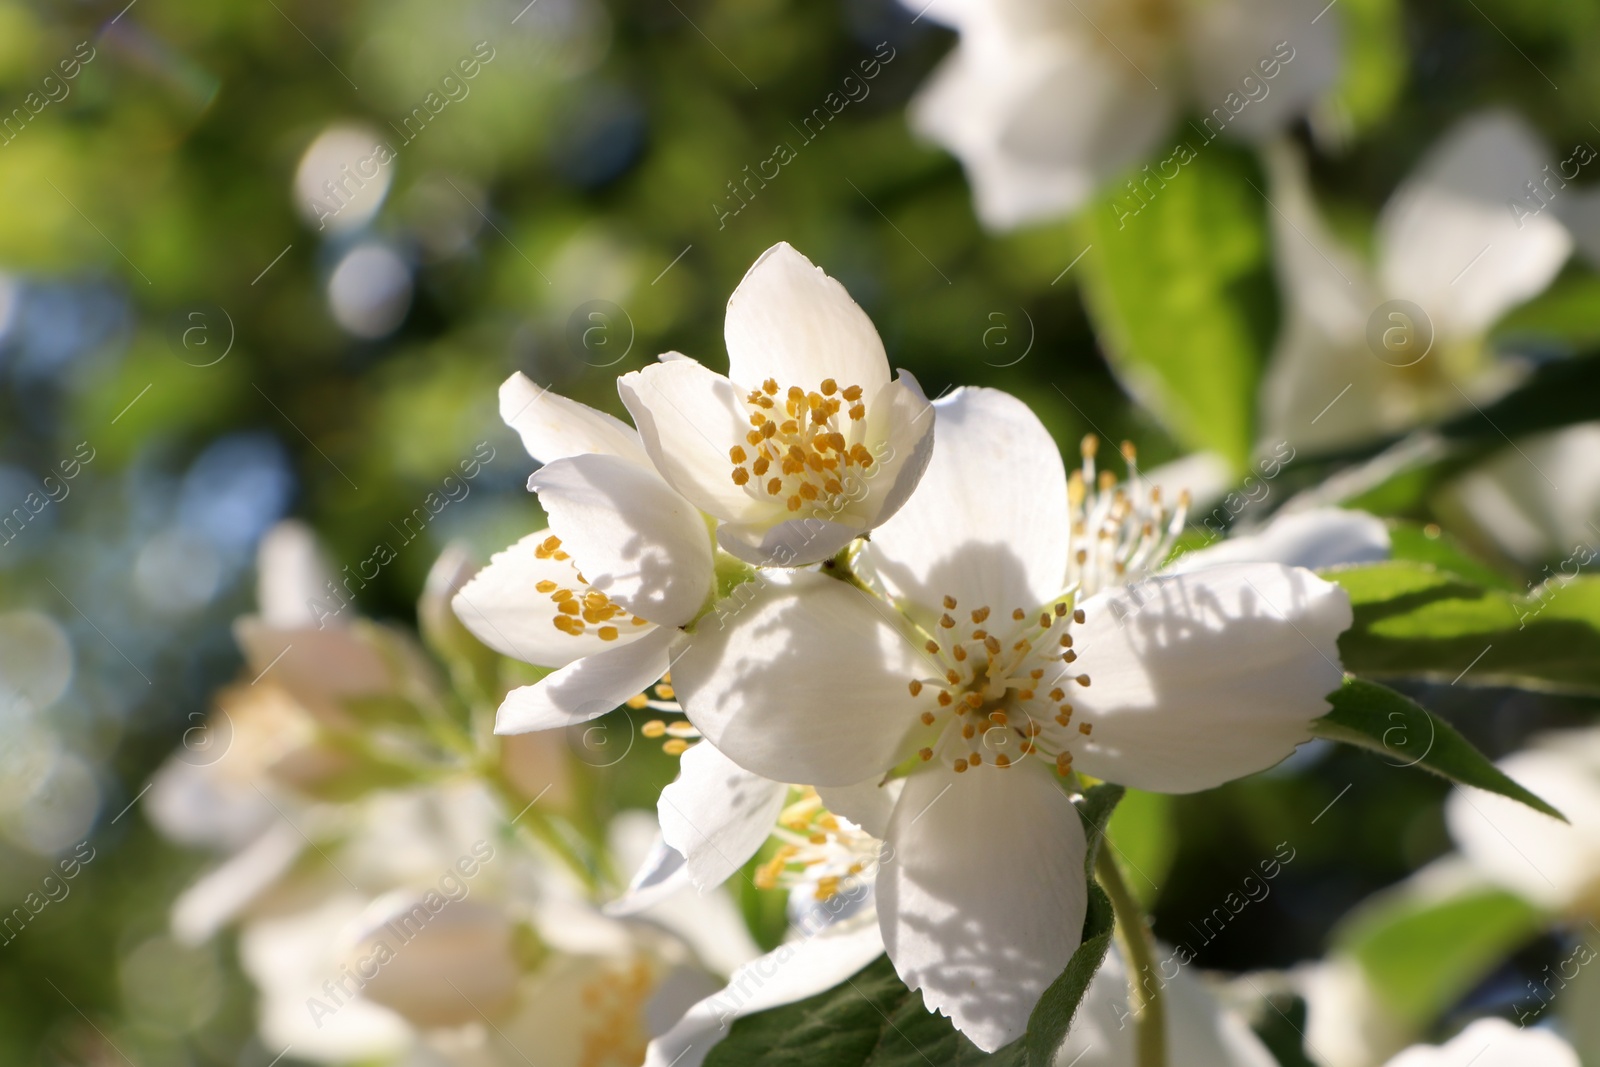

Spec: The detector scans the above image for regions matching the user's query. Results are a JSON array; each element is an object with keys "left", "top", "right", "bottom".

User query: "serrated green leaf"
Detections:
[
  {"left": 1076, "top": 142, "right": 1276, "bottom": 469},
  {"left": 707, "top": 785, "right": 1124, "bottom": 1067},
  {"left": 1312, "top": 678, "right": 1564, "bottom": 820},
  {"left": 1334, "top": 879, "right": 1544, "bottom": 1028},
  {"left": 1327, "top": 560, "right": 1600, "bottom": 694}
]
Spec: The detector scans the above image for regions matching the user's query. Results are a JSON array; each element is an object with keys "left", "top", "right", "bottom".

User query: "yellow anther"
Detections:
[
  {"left": 968, "top": 751, "right": 982, "bottom": 765},
  {"left": 663, "top": 738, "right": 690, "bottom": 755},
  {"left": 1081, "top": 434, "right": 1099, "bottom": 458},
  {"left": 821, "top": 378, "right": 838, "bottom": 395},
  {"left": 971, "top": 607, "right": 991, "bottom": 624},
  {"left": 945, "top": 669, "right": 960, "bottom": 685},
  {"left": 943, "top": 595, "right": 957, "bottom": 610},
  {"left": 962, "top": 723, "right": 976, "bottom": 739},
  {"left": 908, "top": 680, "right": 923, "bottom": 697},
  {"left": 937, "top": 692, "right": 953, "bottom": 707},
  {"left": 625, "top": 694, "right": 650, "bottom": 710},
  {"left": 1074, "top": 609, "right": 1086, "bottom": 624},
  {"left": 1079, "top": 721, "right": 1093, "bottom": 736},
  {"left": 535, "top": 579, "right": 557, "bottom": 593},
  {"left": 952, "top": 645, "right": 968, "bottom": 662},
  {"left": 730, "top": 445, "right": 747, "bottom": 463},
  {"left": 1013, "top": 608, "right": 1027, "bottom": 621},
  {"left": 842, "top": 385, "right": 863, "bottom": 401},
  {"left": 920, "top": 711, "right": 936, "bottom": 725},
  {"left": 1060, "top": 634, "right": 1073, "bottom": 647},
  {"left": 919, "top": 747, "right": 933, "bottom": 762},
  {"left": 995, "top": 754, "right": 1012, "bottom": 768},
  {"left": 732, "top": 468, "right": 750, "bottom": 485},
  {"left": 598, "top": 626, "right": 619, "bottom": 641},
  {"left": 1120, "top": 440, "right": 1137, "bottom": 464},
  {"left": 641, "top": 720, "right": 667, "bottom": 738},
  {"left": 656, "top": 683, "right": 675, "bottom": 699},
  {"left": 1056, "top": 752, "right": 1073, "bottom": 775},
  {"left": 1055, "top": 603, "right": 1068, "bottom": 617},
  {"left": 989, "top": 710, "right": 1008, "bottom": 725},
  {"left": 953, "top": 758, "right": 968, "bottom": 772},
  {"left": 1076, "top": 674, "right": 1091, "bottom": 686},
  {"left": 925, "top": 640, "right": 940, "bottom": 654},
  {"left": 964, "top": 693, "right": 983, "bottom": 709},
  {"left": 1049, "top": 688, "right": 1065, "bottom": 702},
  {"left": 939, "top": 614, "right": 956, "bottom": 629}
]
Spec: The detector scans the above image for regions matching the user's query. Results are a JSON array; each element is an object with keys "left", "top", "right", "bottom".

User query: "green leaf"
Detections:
[
  {"left": 1076, "top": 141, "right": 1276, "bottom": 469},
  {"left": 1328, "top": 560, "right": 1600, "bottom": 694},
  {"left": 1312, "top": 678, "right": 1564, "bottom": 820},
  {"left": 1385, "top": 522, "right": 1518, "bottom": 592},
  {"left": 1328, "top": 0, "right": 1406, "bottom": 133},
  {"left": 1334, "top": 879, "right": 1545, "bottom": 1028},
  {"left": 707, "top": 785, "right": 1124, "bottom": 1067}
]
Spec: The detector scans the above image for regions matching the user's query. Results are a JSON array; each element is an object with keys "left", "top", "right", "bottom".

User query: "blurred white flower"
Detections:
[
  {"left": 1436, "top": 422, "right": 1600, "bottom": 566},
  {"left": 617, "top": 242, "right": 935, "bottom": 567},
  {"left": 1380, "top": 1018, "right": 1578, "bottom": 1067},
  {"left": 1446, "top": 729, "right": 1600, "bottom": 913},
  {"left": 1260, "top": 111, "right": 1572, "bottom": 452},
  {"left": 673, "top": 386, "right": 1350, "bottom": 1050},
  {"left": 906, "top": 0, "right": 1341, "bottom": 228}
]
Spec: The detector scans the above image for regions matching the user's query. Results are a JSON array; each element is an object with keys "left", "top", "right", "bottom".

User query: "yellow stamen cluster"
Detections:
[
  {"left": 629, "top": 673, "right": 698, "bottom": 754},
  {"left": 910, "top": 593, "right": 1094, "bottom": 776},
  {"left": 753, "top": 788, "right": 877, "bottom": 902},
  {"left": 533, "top": 535, "right": 652, "bottom": 641},
  {"left": 730, "top": 377, "right": 875, "bottom": 513},
  {"left": 577, "top": 958, "right": 654, "bottom": 1067},
  {"left": 1067, "top": 435, "right": 1190, "bottom": 597}
]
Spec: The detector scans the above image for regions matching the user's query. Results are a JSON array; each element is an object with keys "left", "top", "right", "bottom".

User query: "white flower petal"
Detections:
[
  {"left": 1446, "top": 742, "right": 1600, "bottom": 911},
  {"left": 644, "top": 921, "right": 887, "bottom": 1067},
  {"left": 605, "top": 835, "right": 693, "bottom": 916},
  {"left": 499, "top": 371, "right": 648, "bottom": 466},
  {"left": 879, "top": 765, "right": 1087, "bottom": 1052},
  {"left": 1182, "top": 2, "right": 1339, "bottom": 142},
  {"left": 171, "top": 823, "right": 304, "bottom": 945},
  {"left": 494, "top": 625, "right": 676, "bottom": 735},
  {"left": 619, "top": 358, "right": 771, "bottom": 523},
  {"left": 861, "top": 372, "right": 938, "bottom": 527},
  {"left": 674, "top": 571, "right": 924, "bottom": 787},
  {"left": 1383, "top": 1018, "right": 1578, "bottom": 1067},
  {"left": 724, "top": 243, "right": 889, "bottom": 394},
  {"left": 863, "top": 386, "right": 1069, "bottom": 621},
  {"left": 256, "top": 521, "right": 338, "bottom": 629},
  {"left": 659, "top": 741, "right": 790, "bottom": 891},
  {"left": 1171, "top": 507, "right": 1390, "bottom": 574},
  {"left": 911, "top": 32, "right": 1172, "bottom": 229},
  {"left": 530, "top": 453, "right": 714, "bottom": 626},
  {"left": 715, "top": 515, "right": 865, "bottom": 568},
  {"left": 451, "top": 531, "right": 638, "bottom": 667},
  {"left": 1070, "top": 563, "right": 1350, "bottom": 793},
  {"left": 817, "top": 777, "right": 902, "bottom": 841},
  {"left": 1378, "top": 110, "right": 1571, "bottom": 338}
]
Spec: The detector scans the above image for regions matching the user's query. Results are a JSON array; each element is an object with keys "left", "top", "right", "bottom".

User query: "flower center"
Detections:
[
  {"left": 1068, "top": 436, "right": 1188, "bottom": 597},
  {"left": 908, "top": 595, "right": 1092, "bottom": 777},
  {"left": 754, "top": 788, "right": 879, "bottom": 902},
  {"left": 577, "top": 958, "right": 655, "bottom": 1067},
  {"left": 729, "top": 377, "right": 877, "bottom": 514},
  {"left": 531, "top": 535, "right": 653, "bottom": 641}
]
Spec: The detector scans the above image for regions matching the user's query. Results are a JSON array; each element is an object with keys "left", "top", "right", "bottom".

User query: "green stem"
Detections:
[{"left": 1096, "top": 845, "right": 1167, "bottom": 1067}]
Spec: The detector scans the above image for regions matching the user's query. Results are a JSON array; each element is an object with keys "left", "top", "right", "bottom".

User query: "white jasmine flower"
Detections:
[
  {"left": 1381, "top": 1018, "right": 1578, "bottom": 1067},
  {"left": 906, "top": 0, "right": 1341, "bottom": 228},
  {"left": 617, "top": 242, "right": 935, "bottom": 567},
  {"left": 1260, "top": 110, "right": 1571, "bottom": 452},
  {"left": 672, "top": 386, "right": 1351, "bottom": 1049},
  {"left": 452, "top": 373, "right": 718, "bottom": 735}
]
